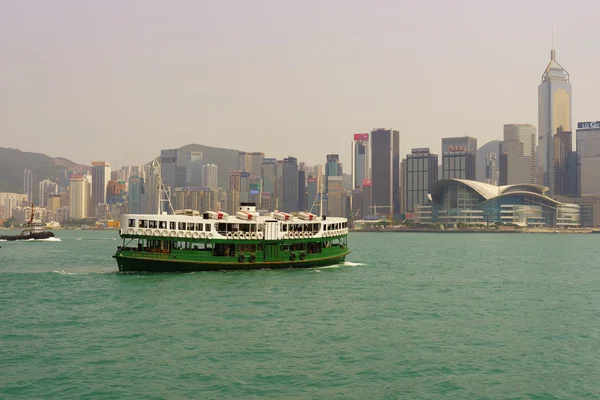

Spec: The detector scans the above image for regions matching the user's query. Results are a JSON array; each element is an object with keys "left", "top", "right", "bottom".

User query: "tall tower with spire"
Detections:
[{"left": 538, "top": 48, "right": 571, "bottom": 194}]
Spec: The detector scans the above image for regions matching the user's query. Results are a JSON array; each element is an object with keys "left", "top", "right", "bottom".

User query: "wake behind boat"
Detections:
[{"left": 0, "top": 204, "right": 55, "bottom": 242}]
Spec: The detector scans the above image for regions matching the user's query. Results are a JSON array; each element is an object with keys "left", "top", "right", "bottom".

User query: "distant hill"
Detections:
[{"left": 0, "top": 147, "right": 89, "bottom": 198}]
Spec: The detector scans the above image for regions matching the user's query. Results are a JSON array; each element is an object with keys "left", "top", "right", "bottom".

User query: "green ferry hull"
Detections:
[{"left": 113, "top": 250, "right": 350, "bottom": 272}]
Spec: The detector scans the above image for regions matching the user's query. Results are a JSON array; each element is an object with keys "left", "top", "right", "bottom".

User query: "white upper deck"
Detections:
[{"left": 120, "top": 203, "right": 348, "bottom": 241}]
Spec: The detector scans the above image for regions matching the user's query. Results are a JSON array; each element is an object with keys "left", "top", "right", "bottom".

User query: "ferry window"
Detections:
[
  {"left": 257, "top": 224, "right": 263, "bottom": 232},
  {"left": 149, "top": 220, "right": 157, "bottom": 229},
  {"left": 139, "top": 220, "right": 148, "bottom": 228},
  {"left": 205, "top": 223, "right": 211, "bottom": 231},
  {"left": 159, "top": 221, "right": 167, "bottom": 229},
  {"left": 195, "top": 223, "right": 203, "bottom": 231},
  {"left": 178, "top": 222, "right": 186, "bottom": 230},
  {"left": 170, "top": 221, "right": 176, "bottom": 230},
  {"left": 128, "top": 219, "right": 135, "bottom": 227},
  {"left": 283, "top": 224, "right": 288, "bottom": 232},
  {"left": 186, "top": 223, "right": 195, "bottom": 231}
]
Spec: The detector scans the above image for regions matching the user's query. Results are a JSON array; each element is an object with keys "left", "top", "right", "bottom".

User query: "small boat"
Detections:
[{"left": 0, "top": 204, "right": 55, "bottom": 241}]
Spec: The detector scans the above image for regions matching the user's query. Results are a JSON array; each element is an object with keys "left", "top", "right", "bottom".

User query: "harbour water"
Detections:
[{"left": 1, "top": 230, "right": 600, "bottom": 399}]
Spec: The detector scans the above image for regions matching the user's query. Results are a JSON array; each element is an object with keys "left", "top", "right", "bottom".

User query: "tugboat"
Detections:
[{"left": 0, "top": 204, "right": 55, "bottom": 241}]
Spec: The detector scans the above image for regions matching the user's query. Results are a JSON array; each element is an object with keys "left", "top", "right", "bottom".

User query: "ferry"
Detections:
[{"left": 113, "top": 203, "right": 350, "bottom": 272}]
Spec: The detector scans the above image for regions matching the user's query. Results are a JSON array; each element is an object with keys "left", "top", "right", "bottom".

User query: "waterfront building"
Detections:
[
  {"left": 23, "top": 168, "right": 33, "bottom": 203},
  {"left": 69, "top": 174, "right": 91, "bottom": 219},
  {"left": 424, "top": 179, "right": 579, "bottom": 228},
  {"left": 91, "top": 162, "right": 111, "bottom": 215},
  {"left": 576, "top": 121, "right": 600, "bottom": 195},
  {"left": 39, "top": 179, "right": 58, "bottom": 207},
  {"left": 404, "top": 148, "right": 438, "bottom": 213},
  {"left": 282, "top": 157, "right": 299, "bottom": 213},
  {"left": 441, "top": 136, "right": 477, "bottom": 180},
  {"left": 371, "top": 128, "right": 400, "bottom": 215},
  {"left": 202, "top": 164, "right": 218, "bottom": 190},
  {"left": 554, "top": 127, "right": 577, "bottom": 195},
  {"left": 351, "top": 133, "right": 370, "bottom": 190},
  {"left": 538, "top": 49, "right": 572, "bottom": 194},
  {"left": 503, "top": 124, "right": 537, "bottom": 185}
]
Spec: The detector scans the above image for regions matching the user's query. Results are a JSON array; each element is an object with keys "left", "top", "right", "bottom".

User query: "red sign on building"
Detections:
[
  {"left": 354, "top": 133, "right": 369, "bottom": 141},
  {"left": 362, "top": 178, "right": 372, "bottom": 187}
]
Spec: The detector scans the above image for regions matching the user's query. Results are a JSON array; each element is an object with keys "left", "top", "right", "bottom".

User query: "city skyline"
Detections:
[{"left": 2, "top": 1, "right": 600, "bottom": 168}]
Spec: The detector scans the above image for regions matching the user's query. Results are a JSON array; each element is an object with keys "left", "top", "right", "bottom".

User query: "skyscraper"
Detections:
[
  {"left": 503, "top": 124, "right": 537, "bottom": 184},
  {"left": 325, "top": 154, "right": 341, "bottom": 193},
  {"left": 261, "top": 158, "right": 277, "bottom": 194},
  {"left": 298, "top": 169, "right": 306, "bottom": 211},
  {"left": 128, "top": 176, "right": 144, "bottom": 214},
  {"left": 554, "top": 127, "right": 576, "bottom": 195},
  {"left": 576, "top": 121, "right": 600, "bottom": 195},
  {"left": 306, "top": 177, "right": 320, "bottom": 215},
  {"left": 282, "top": 157, "right": 298, "bottom": 213},
  {"left": 477, "top": 140, "right": 503, "bottom": 185},
  {"left": 441, "top": 136, "right": 477, "bottom": 180},
  {"left": 202, "top": 164, "right": 218, "bottom": 189},
  {"left": 249, "top": 152, "right": 264, "bottom": 178},
  {"left": 69, "top": 174, "right": 91, "bottom": 219},
  {"left": 23, "top": 168, "right": 33, "bottom": 203},
  {"left": 91, "top": 162, "right": 111, "bottom": 214},
  {"left": 371, "top": 128, "right": 400, "bottom": 215},
  {"left": 404, "top": 148, "right": 438, "bottom": 213},
  {"left": 160, "top": 149, "right": 178, "bottom": 188},
  {"left": 538, "top": 49, "right": 571, "bottom": 194},
  {"left": 184, "top": 151, "right": 203, "bottom": 187},
  {"left": 351, "top": 133, "right": 370, "bottom": 190}
]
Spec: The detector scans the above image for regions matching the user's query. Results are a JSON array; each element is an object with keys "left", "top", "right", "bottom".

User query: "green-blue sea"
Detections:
[{"left": 1, "top": 230, "right": 600, "bottom": 399}]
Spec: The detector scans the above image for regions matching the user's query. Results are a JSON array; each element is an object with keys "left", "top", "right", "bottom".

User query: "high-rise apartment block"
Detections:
[
  {"left": 441, "top": 136, "right": 477, "bottom": 180},
  {"left": 371, "top": 128, "right": 400, "bottom": 215},
  {"left": 351, "top": 133, "right": 370, "bottom": 190},
  {"left": 23, "top": 168, "right": 33, "bottom": 203},
  {"left": 538, "top": 49, "right": 571, "bottom": 194},
  {"left": 503, "top": 124, "right": 537, "bottom": 184},
  {"left": 577, "top": 121, "right": 600, "bottom": 195},
  {"left": 404, "top": 148, "right": 438, "bottom": 213},
  {"left": 39, "top": 179, "right": 58, "bottom": 207}
]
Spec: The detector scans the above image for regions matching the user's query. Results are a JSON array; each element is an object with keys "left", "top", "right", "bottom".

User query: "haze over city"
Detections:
[{"left": 1, "top": 0, "right": 600, "bottom": 166}]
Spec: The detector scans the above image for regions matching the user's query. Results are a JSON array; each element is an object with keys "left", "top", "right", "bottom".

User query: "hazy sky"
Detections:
[{"left": 1, "top": 0, "right": 599, "bottom": 168}]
